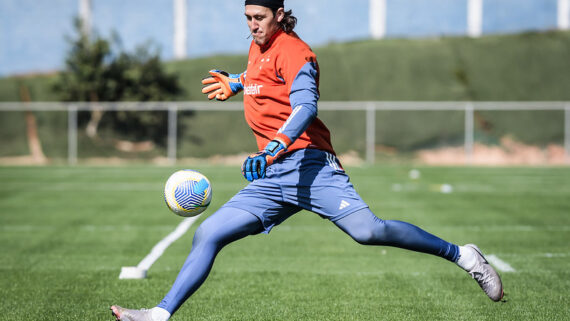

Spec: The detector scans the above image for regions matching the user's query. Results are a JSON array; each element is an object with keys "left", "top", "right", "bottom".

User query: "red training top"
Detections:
[{"left": 242, "top": 29, "right": 335, "bottom": 155}]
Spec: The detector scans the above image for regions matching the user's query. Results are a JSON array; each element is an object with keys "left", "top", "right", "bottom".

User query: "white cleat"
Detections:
[
  {"left": 111, "top": 306, "right": 154, "bottom": 321},
  {"left": 464, "top": 244, "right": 504, "bottom": 301}
]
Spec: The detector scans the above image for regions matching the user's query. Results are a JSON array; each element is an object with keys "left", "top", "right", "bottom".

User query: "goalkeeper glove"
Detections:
[
  {"left": 242, "top": 139, "right": 288, "bottom": 182},
  {"left": 201, "top": 70, "right": 244, "bottom": 101}
]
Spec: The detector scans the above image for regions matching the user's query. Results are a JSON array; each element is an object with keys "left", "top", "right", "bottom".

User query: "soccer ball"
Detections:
[{"left": 164, "top": 170, "right": 212, "bottom": 217}]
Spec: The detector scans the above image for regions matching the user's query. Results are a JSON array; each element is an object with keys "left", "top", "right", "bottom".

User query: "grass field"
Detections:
[{"left": 0, "top": 165, "right": 568, "bottom": 320}]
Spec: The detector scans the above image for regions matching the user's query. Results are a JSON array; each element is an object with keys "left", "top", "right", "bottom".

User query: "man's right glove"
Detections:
[
  {"left": 201, "top": 70, "right": 244, "bottom": 101},
  {"left": 242, "top": 139, "right": 288, "bottom": 182}
]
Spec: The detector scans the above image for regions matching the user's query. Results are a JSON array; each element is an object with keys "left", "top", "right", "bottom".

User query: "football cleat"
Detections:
[
  {"left": 111, "top": 306, "right": 154, "bottom": 321},
  {"left": 464, "top": 244, "right": 504, "bottom": 301}
]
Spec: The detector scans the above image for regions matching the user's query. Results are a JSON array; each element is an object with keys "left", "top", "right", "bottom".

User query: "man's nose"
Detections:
[{"left": 250, "top": 20, "right": 259, "bottom": 30}]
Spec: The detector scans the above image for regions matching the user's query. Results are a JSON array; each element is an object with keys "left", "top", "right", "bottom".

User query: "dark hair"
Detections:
[{"left": 273, "top": 9, "right": 297, "bottom": 33}]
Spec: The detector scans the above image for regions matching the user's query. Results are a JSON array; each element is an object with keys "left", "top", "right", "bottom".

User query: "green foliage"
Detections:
[
  {"left": 1, "top": 31, "right": 569, "bottom": 157},
  {"left": 315, "top": 31, "right": 570, "bottom": 101},
  {"left": 3, "top": 30, "right": 570, "bottom": 102},
  {"left": 52, "top": 19, "right": 183, "bottom": 145},
  {"left": 54, "top": 19, "right": 182, "bottom": 102},
  {"left": 53, "top": 20, "right": 112, "bottom": 102}
]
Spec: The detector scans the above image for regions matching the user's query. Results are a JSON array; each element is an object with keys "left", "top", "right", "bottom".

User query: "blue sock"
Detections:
[
  {"left": 334, "top": 208, "right": 459, "bottom": 262},
  {"left": 157, "top": 207, "right": 261, "bottom": 315}
]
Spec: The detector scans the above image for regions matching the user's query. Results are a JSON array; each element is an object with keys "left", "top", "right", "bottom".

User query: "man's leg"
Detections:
[
  {"left": 333, "top": 208, "right": 503, "bottom": 301},
  {"left": 334, "top": 208, "right": 459, "bottom": 261},
  {"left": 158, "top": 207, "right": 262, "bottom": 313},
  {"left": 112, "top": 207, "right": 262, "bottom": 320}
]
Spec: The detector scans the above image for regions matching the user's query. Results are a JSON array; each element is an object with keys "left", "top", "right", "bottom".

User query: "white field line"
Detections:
[
  {"left": 136, "top": 216, "right": 199, "bottom": 271},
  {"left": 543, "top": 253, "right": 569, "bottom": 258},
  {"left": 487, "top": 254, "right": 516, "bottom": 272}
]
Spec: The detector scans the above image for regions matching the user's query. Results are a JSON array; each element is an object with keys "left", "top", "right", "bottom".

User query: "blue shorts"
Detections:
[{"left": 222, "top": 149, "right": 369, "bottom": 233}]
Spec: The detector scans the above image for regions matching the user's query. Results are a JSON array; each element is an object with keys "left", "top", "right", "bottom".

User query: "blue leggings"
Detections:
[
  {"left": 157, "top": 207, "right": 458, "bottom": 314},
  {"left": 158, "top": 208, "right": 261, "bottom": 314},
  {"left": 334, "top": 209, "right": 458, "bottom": 260}
]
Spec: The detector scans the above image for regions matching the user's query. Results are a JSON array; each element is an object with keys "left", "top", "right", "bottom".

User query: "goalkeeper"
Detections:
[{"left": 112, "top": 1, "right": 503, "bottom": 320}]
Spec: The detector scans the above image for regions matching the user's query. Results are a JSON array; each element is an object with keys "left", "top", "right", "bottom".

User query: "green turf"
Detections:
[{"left": 0, "top": 165, "right": 568, "bottom": 320}]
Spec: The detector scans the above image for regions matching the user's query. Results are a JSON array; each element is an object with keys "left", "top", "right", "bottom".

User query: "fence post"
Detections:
[
  {"left": 68, "top": 105, "right": 78, "bottom": 165},
  {"left": 167, "top": 104, "right": 178, "bottom": 165},
  {"left": 564, "top": 103, "right": 570, "bottom": 164},
  {"left": 464, "top": 102, "right": 474, "bottom": 164},
  {"left": 366, "top": 103, "right": 376, "bottom": 164}
]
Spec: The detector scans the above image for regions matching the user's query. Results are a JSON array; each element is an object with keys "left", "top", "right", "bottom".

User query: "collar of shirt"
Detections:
[{"left": 257, "top": 29, "right": 284, "bottom": 52}]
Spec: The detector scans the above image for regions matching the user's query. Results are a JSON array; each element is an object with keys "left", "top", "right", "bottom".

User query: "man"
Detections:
[{"left": 111, "top": 1, "right": 503, "bottom": 320}]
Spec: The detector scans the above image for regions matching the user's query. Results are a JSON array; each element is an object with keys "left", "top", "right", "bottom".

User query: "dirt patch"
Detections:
[
  {"left": 0, "top": 155, "right": 49, "bottom": 166},
  {"left": 417, "top": 137, "right": 568, "bottom": 165},
  {"left": 1, "top": 140, "right": 567, "bottom": 166}
]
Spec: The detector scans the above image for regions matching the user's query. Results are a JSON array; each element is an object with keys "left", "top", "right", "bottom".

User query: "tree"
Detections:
[{"left": 53, "top": 19, "right": 183, "bottom": 147}]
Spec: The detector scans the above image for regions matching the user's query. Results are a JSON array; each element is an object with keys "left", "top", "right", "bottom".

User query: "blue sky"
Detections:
[{"left": 0, "top": 0, "right": 563, "bottom": 76}]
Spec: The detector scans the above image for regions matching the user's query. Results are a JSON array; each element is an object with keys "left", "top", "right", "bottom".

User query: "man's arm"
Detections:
[
  {"left": 242, "top": 61, "right": 320, "bottom": 182},
  {"left": 276, "top": 61, "right": 319, "bottom": 144}
]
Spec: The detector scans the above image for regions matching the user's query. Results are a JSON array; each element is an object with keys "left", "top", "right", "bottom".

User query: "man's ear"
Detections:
[{"left": 275, "top": 8, "right": 285, "bottom": 23}]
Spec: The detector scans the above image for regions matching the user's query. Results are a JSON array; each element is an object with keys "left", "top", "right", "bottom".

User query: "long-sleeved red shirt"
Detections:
[{"left": 242, "top": 29, "right": 335, "bottom": 155}]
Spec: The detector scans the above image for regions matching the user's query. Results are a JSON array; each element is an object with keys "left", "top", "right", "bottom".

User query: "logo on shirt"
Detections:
[{"left": 244, "top": 84, "right": 263, "bottom": 95}]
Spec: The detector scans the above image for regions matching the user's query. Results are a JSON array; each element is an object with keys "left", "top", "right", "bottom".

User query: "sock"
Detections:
[
  {"left": 151, "top": 307, "right": 171, "bottom": 321},
  {"left": 456, "top": 246, "right": 477, "bottom": 271}
]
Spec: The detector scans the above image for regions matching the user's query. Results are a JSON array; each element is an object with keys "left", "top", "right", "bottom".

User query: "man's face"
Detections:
[{"left": 245, "top": 5, "right": 284, "bottom": 46}]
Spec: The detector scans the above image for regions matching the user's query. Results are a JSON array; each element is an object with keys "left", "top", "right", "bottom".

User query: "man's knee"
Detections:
[
  {"left": 336, "top": 209, "right": 389, "bottom": 245},
  {"left": 349, "top": 228, "right": 374, "bottom": 245},
  {"left": 347, "top": 225, "right": 382, "bottom": 245},
  {"left": 192, "top": 220, "right": 222, "bottom": 249},
  {"left": 346, "top": 220, "right": 388, "bottom": 245}
]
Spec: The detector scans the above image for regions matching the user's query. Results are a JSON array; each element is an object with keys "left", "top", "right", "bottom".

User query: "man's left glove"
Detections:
[
  {"left": 242, "top": 139, "right": 288, "bottom": 182},
  {"left": 201, "top": 70, "right": 244, "bottom": 101}
]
